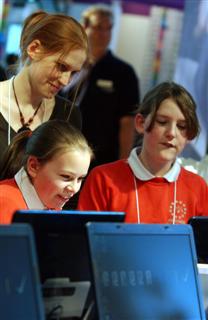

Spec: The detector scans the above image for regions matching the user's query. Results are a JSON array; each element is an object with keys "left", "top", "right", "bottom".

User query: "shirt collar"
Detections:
[
  {"left": 14, "top": 167, "right": 45, "bottom": 209},
  {"left": 127, "top": 147, "right": 181, "bottom": 182}
]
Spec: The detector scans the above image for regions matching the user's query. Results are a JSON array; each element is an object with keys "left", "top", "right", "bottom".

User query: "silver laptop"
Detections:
[
  {"left": 0, "top": 224, "right": 45, "bottom": 320},
  {"left": 87, "top": 222, "right": 206, "bottom": 320}
]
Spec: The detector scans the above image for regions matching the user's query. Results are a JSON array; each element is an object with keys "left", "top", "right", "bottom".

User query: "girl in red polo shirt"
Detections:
[
  {"left": 78, "top": 82, "right": 208, "bottom": 223},
  {"left": 0, "top": 120, "right": 93, "bottom": 224}
]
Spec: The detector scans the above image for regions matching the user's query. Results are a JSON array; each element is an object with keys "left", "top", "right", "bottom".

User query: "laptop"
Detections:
[
  {"left": 198, "top": 264, "right": 208, "bottom": 318},
  {"left": 0, "top": 224, "right": 45, "bottom": 320},
  {"left": 188, "top": 216, "right": 208, "bottom": 263},
  {"left": 86, "top": 222, "right": 206, "bottom": 320},
  {"left": 12, "top": 210, "right": 125, "bottom": 319}
]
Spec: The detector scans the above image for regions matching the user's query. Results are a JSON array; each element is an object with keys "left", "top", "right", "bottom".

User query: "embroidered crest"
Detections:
[{"left": 169, "top": 200, "right": 187, "bottom": 223}]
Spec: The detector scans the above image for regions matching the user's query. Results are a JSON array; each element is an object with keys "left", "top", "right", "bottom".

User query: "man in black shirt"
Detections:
[{"left": 64, "top": 4, "right": 140, "bottom": 168}]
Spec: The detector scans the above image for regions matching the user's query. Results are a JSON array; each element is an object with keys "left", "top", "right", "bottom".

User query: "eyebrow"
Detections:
[
  {"left": 57, "top": 60, "right": 74, "bottom": 71},
  {"left": 156, "top": 114, "right": 186, "bottom": 121},
  {"left": 61, "top": 172, "right": 87, "bottom": 178}
]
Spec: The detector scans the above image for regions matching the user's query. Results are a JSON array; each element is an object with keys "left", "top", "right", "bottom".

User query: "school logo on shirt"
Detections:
[{"left": 168, "top": 200, "right": 187, "bottom": 224}]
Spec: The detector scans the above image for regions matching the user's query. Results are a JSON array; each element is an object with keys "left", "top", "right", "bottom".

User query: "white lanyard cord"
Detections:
[
  {"left": 133, "top": 175, "right": 177, "bottom": 224},
  {"left": 133, "top": 176, "right": 140, "bottom": 224},
  {"left": 8, "top": 77, "right": 14, "bottom": 145},
  {"left": 172, "top": 181, "right": 177, "bottom": 224}
]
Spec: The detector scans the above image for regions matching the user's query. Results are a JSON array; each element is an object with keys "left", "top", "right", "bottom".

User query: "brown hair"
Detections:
[
  {"left": 20, "top": 10, "right": 89, "bottom": 64},
  {"left": 24, "top": 119, "right": 93, "bottom": 166},
  {"left": 0, "top": 120, "right": 93, "bottom": 180},
  {"left": 137, "top": 81, "right": 200, "bottom": 140},
  {"left": 0, "top": 130, "right": 31, "bottom": 180}
]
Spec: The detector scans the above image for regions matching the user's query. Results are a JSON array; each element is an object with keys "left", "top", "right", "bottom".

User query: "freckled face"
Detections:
[
  {"left": 28, "top": 149, "right": 91, "bottom": 209},
  {"left": 29, "top": 48, "right": 86, "bottom": 98}
]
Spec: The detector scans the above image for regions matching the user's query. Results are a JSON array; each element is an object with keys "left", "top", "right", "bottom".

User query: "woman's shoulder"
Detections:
[
  {"left": 52, "top": 95, "right": 72, "bottom": 114},
  {"left": 0, "top": 79, "right": 12, "bottom": 108},
  {"left": 51, "top": 95, "right": 82, "bottom": 130},
  {"left": 0, "top": 78, "right": 11, "bottom": 88}
]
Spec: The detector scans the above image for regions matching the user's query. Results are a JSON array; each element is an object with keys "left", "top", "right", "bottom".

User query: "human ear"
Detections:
[
  {"left": 27, "top": 156, "right": 41, "bottom": 178},
  {"left": 27, "top": 39, "right": 43, "bottom": 60},
  {"left": 135, "top": 113, "right": 145, "bottom": 134}
]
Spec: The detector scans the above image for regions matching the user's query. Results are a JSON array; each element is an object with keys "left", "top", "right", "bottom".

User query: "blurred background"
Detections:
[{"left": 2, "top": 0, "right": 208, "bottom": 160}]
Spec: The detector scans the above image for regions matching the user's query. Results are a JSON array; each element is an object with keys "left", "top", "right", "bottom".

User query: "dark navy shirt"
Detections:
[{"left": 79, "top": 50, "right": 140, "bottom": 167}]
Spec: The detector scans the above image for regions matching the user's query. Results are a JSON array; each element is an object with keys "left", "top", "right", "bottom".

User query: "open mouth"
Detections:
[
  {"left": 59, "top": 193, "right": 74, "bottom": 202},
  {"left": 162, "top": 143, "right": 176, "bottom": 149},
  {"left": 57, "top": 195, "right": 69, "bottom": 203}
]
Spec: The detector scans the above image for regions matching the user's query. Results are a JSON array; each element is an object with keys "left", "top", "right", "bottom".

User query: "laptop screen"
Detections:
[
  {"left": 0, "top": 224, "right": 45, "bottom": 320},
  {"left": 87, "top": 223, "right": 206, "bottom": 320},
  {"left": 12, "top": 210, "right": 125, "bottom": 283},
  {"left": 12, "top": 210, "right": 125, "bottom": 319},
  {"left": 188, "top": 216, "right": 208, "bottom": 263}
]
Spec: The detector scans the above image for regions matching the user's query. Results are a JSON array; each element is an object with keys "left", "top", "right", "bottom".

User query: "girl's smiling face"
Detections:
[
  {"left": 135, "top": 98, "right": 188, "bottom": 175},
  {"left": 27, "top": 148, "right": 91, "bottom": 209}
]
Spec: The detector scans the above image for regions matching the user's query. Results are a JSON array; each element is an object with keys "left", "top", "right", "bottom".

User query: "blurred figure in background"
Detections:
[
  {"left": 5, "top": 53, "right": 19, "bottom": 78},
  {"left": 62, "top": 4, "right": 140, "bottom": 169}
]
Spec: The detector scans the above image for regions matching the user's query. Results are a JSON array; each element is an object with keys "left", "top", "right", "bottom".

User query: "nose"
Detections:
[
  {"left": 65, "top": 180, "right": 80, "bottom": 196},
  {"left": 166, "top": 123, "right": 177, "bottom": 138},
  {"left": 58, "top": 71, "right": 72, "bottom": 86}
]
